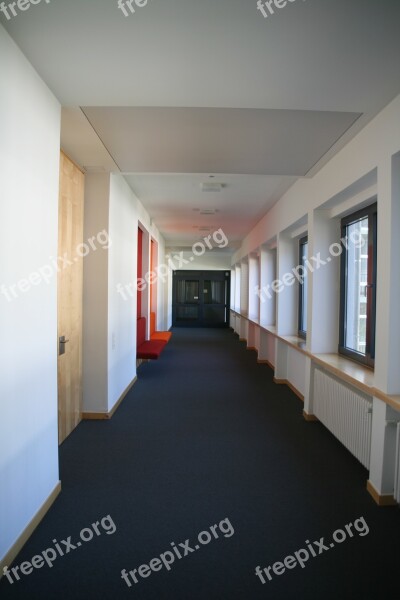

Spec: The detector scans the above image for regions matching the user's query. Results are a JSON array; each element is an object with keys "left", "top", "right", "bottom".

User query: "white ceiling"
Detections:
[
  {"left": 3, "top": 0, "right": 400, "bottom": 250},
  {"left": 124, "top": 173, "right": 297, "bottom": 246},
  {"left": 3, "top": 0, "right": 400, "bottom": 110}
]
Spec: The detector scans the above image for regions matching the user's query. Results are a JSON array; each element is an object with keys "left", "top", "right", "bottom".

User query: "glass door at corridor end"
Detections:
[{"left": 172, "top": 270, "right": 230, "bottom": 327}]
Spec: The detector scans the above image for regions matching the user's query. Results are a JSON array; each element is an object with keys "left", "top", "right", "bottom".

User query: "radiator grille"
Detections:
[{"left": 313, "top": 368, "right": 372, "bottom": 469}]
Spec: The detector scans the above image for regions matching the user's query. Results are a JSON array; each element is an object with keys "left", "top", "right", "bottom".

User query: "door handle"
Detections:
[
  {"left": 364, "top": 283, "right": 373, "bottom": 297},
  {"left": 59, "top": 336, "right": 70, "bottom": 356}
]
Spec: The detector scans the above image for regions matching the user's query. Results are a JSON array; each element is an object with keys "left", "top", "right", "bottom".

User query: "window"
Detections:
[
  {"left": 339, "top": 202, "right": 377, "bottom": 367},
  {"left": 298, "top": 236, "right": 308, "bottom": 338}
]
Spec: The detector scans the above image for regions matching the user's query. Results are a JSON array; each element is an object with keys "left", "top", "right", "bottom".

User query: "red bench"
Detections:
[
  {"left": 137, "top": 317, "right": 166, "bottom": 359},
  {"left": 150, "top": 312, "right": 172, "bottom": 343}
]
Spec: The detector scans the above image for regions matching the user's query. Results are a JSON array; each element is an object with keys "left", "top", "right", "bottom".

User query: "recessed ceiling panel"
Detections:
[{"left": 82, "top": 107, "right": 361, "bottom": 176}]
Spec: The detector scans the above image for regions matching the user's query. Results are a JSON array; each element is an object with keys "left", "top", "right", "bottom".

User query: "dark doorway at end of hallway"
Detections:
[{"left": 172, "top": 270, "right": 230, "bottom": 327}]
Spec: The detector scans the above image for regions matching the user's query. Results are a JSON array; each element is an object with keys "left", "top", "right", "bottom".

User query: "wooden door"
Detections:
[{"left": 57, "top": 151, "right": 84, "bottom": 444}]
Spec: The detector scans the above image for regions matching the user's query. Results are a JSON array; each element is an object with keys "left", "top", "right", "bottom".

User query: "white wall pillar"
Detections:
[
  {"left": 368, "top": 397, "right": 400, "bottom": 500},
  {"left": 367, "top": 155, "right": 400, "bottom": 503},
  {"left": 307, "top": 209, "right": 340, "bottom": 354},
  {"left": 375, "top": 154, "right": 400, "bottom": 394},
  {"left": 235, "top": 264, "right": 241, "bottom": 312},
  {"left": 276, "top": 233, "right": 297, "bottom": 336},
  {"left": 259, "top": 245, "right": 277, "bottom": 326},
  {"left": 274, "top": 339, "right": 288, "bottom": 381},
  {"left": 240, "top": 259, "right": 249, "bottom": 316},
  {"left": 230, "top": 268, "right": 236, "bottom": 312},
  {"left": 248, "top": 253, "right": 260, "bottom": 320}
]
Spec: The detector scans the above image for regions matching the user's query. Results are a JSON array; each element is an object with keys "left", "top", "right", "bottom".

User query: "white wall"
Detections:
[
  {"left": 83, "top": 174, "right": 110, "bottom": 413},
  {"left": 0, "top": 26, "right": 61, "bottom": 562},
  {"left": 108, "top": 175, "right": 140, "bottom": 411},
  {"left": 166, "top": 249, "right": 232, "bottom": 271},
  {"left": 83, "top": 173, "right": 167, "bottom": 414}
]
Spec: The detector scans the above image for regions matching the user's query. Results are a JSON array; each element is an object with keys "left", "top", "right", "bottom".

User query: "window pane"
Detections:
[
  {"left": 204, "top": 280, "right": 225, "bottom": 304},
  {"left": 302, "top": 243, "right": 308, "bottom": 331},
  {"left": 344, "top": 218, "right": 368, "bottom": 354},
  {"left": 300, "top": 241, "right": 308, "bottom": 333},
  {"left": 177, "top": 280, "right": 199, "bottom": 303}
]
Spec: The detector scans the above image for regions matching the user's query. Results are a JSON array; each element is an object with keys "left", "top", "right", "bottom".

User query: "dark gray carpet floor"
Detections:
[{"left": 1, "top": 327, "right": 399, "bottom": 600}]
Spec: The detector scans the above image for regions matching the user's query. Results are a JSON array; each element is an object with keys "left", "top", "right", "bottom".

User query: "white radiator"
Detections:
[
  {"left": 313, "top": 368, "right": 373, "bottom": 469},
  {"left": 394, "top": 423, "right": 400, "bottom": 503}
]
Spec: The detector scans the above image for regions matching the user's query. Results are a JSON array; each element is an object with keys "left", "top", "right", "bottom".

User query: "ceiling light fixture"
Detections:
[
  {"left": 199, "top": 209, "right": 219, "bottom": 215},
  {"left": 201, "top": 182, "right": 223, "bottom": 192}
]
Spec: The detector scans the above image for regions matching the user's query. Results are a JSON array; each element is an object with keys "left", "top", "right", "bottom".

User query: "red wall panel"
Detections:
[{"left": 137, "top": 227, "right": 143, "bottom": 318}]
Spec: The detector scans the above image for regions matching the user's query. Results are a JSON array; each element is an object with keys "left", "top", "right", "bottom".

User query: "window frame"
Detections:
[
  {"left": 339, "top": 202, "right": 377, "bottom": 368},
  {"left": 298, "top": 235, "right": 308, "bottom": 339}
]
